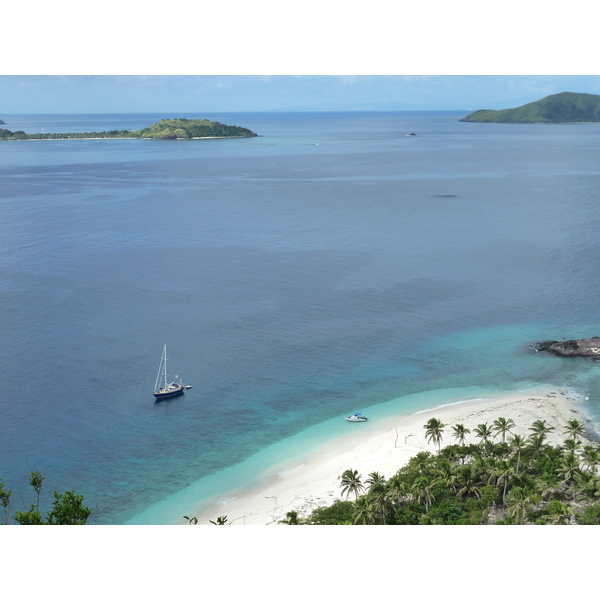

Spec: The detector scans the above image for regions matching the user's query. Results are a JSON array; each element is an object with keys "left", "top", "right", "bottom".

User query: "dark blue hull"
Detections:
[{"left": 153, "top": 387, "right": 185, "bottom": 399}]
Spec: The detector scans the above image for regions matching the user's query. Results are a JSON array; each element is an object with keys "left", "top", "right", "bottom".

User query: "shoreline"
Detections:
[
  {"left": 1, "top": 135, "right": 250, "bottom": 142},
  {"left": 191, "top": 386, "right": 587, "bottom": 525}
]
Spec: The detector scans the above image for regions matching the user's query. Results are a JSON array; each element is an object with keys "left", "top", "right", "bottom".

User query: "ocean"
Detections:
[{"left": 2, "top": 111, "right": 600, "bottom": 524}]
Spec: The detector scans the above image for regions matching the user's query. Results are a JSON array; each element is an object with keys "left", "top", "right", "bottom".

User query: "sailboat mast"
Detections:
[
  {"left": 154, "top": 344, "right": 168, "bottom": 392},
  {"left": 163, "top": 345, "right": 168, "bottom": 389}
]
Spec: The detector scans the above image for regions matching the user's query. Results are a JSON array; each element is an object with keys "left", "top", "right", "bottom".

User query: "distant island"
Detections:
[
  {"left": 0, "top": 118, "right": 258, "bottom": 141},
  {"left": 460, "top": 92, "right": 600, "bottom": 123},
  {"left": 0, "top": 119, "right": 4, "bottom": 125}
]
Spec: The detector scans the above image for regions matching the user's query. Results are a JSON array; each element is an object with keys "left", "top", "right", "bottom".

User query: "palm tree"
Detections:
[
  {"left": 424, "top": 418, "right": 445, "bottom": 453},
  {"left": 455, "top": 464, "right": 484, "bottom": 500},
  {"left": 544, "top": 500, "right": 573, "bottom": 525},
  {"left": 509, "top": 434, "right": 527, "bottom": 474},
  {"left": 526, "top": 434, "right": 548, "bottom": 460},
  {"left": 365, "top": 472, "right": 389, "bottom": 524},
  {"left": 456, "top": 444, "right": 472, "bottom": 465},
  {"left": 440, "top": 445, "right": 461, "bottom": 464},
  {"left": 491, "top": 441, "right": 511, "bottom": 459},
  {"left": 279, "top": 510, "right": 301, "bottom": 525},
  {"left": 434, "top": 460, "right": 459, "bottom": 493},
  {"left": 409, "top": 451, "right": 434, "bottom": 472},
  {"left": 535, "top": 473, "right": 566, "bottom": 503},
  {"left": 451, "top": 423, "right": 470, "bottom": 446},
  {"left": 474, "top": 422, "right": 494, "bottom": 445},
  {"left": 562, "top": 438, "right": 582, "bottom": 456},
  {"left": 581, "top": 445, "right": 600, "bottom": 475},
  {"left": 488, "top": 459, "right": 514, "bottom": 506},
  {"left": 556, "top": 452, "right": 581, "bottom": 485},
  {"left": 506, "top": 487, "right": 537, "bottom": 524},
  {"left": 572, "top": 471, "right": 600, "bottom": 502},
  {"left": 493, "top": 417, "right": 515, "bottom": 443},
  {"left": 352, "top": 495, "right": 376, "bottom": 525},
  {"left": 563, "top": 418, "right": 584, "bottom": 442},
  {"left": 528, "top": 419, "right": 555, "bottom": 443},
  {"left": 339, "top": 469, "right": 365, "bottom": 500},
  {"left": 366, "top": 471, "right": 386, "bottom": 490},
  {"left": 209, "top": 515, "right": 229, "bottom": 525},
  {"left": 412, "top": 475, "right": 437, "bottom": 513},
  {"left": 481, "top": 439, "right": 497, "bottom": 458},
  {"left": 385, "top": 475, "right": 407, "bottom": 510}
]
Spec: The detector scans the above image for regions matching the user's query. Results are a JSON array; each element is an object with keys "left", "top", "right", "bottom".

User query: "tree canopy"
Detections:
[
  {"left": 283, "top": 415, "right": 600, "bottom": 525},
  {"left": 460, "top": 92, "right": 600, "bottom": 123},
  {"left": 1, "top": 471, "right": 91, "bottom": 525},
  {"left": 0, "top": 118, "right": 258, "bottom": 141}
]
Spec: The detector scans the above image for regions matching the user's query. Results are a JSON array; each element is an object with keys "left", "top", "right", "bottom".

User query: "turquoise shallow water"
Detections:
[
  {"left": 125, "top": 382, "right": 554, "bottom": 524},
  {"left": 126, "top": 387, "right": 524, "bottom": 525},
  {"left": 2, "top": 111, "right": 600, "bottom": 524}
]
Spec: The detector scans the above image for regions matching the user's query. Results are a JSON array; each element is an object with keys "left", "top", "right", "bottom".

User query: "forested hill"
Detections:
[
  {"left": 460, "top": 92, "right": 600, "bottom": 123},
  {"left": 132, "top": 118, "right": 257, "bottom": 139},
  {"left": 0, "top": 118, "right": 258, "bottom": 140}
]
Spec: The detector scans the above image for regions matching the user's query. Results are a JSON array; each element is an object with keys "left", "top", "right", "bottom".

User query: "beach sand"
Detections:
[{"left": 193, "top": 387, "right": 587, "bottom": 525}]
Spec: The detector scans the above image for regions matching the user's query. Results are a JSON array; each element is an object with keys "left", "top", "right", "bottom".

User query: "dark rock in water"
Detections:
[{"left": 533, "top": 337, "right": 600, "bottom": 357}]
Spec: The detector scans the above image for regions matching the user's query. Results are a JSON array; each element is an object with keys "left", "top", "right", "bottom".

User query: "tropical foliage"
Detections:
[
  {"left": 133, "top": 118, "right": 257, "bottom": 139},
  {"left": 0, "top": 470, "right": 91, "bottom": 525},
  {"left": 0, "top": 118, "right": 258, "bottom": 141},
  {"left": 295, "top": 416, "right": 600, "bottom": 524}
]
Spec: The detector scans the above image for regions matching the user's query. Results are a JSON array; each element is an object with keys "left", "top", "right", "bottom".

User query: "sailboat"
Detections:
[{"left": 153, "top": 345, "right": 185, "bottom": 399}]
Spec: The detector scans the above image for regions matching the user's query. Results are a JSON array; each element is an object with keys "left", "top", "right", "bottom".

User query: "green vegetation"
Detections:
[
  {"left": 0, "top": 127, "right": 134, "bottom": 140},
  {"left": 133, "top": 118, "right": 256, "bottom": 139},
  {"left": 0, "top": 470, "right": 91, "bottom": 525},
  {"left": 0, "top": 118, "right": 258, "bottom": 141},
  {"left": 460, "top": 92, "right": 600, "bottom": 123},
  {"left": 209, "top": 515, "right": 229, "bottom": 525},
  {"left": 280, "top": 416, "right": 600, "bottom": 525}
]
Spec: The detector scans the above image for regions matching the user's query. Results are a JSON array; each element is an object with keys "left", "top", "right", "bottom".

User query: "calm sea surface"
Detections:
[{"left": 2, "top": 111, "right": 600, "bottom": 524}]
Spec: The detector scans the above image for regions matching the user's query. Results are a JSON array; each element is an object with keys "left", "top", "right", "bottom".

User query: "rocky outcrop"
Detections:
[{"left": 534, "top": 337, "right": 600, "bottom": 357}]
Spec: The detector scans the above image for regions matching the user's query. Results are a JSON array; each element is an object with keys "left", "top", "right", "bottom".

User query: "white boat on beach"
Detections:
[
  {"left": 153, "top": 345, "right": 186, "bottom": 400},
  {"left": 345, "top": 412, "right": 368, "bottom": 422}
]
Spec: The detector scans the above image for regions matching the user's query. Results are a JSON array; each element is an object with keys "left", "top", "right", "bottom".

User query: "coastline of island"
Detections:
[
  {"left": 6, "top": 135, "right": 254, "bottom": 142},
  {"left": 188, "top": 386, "right": 589, "bottom": 525},
  {"left": 0, "top": 117, "right": 258, "bottom": 141},
  {"left": 459, "top": 91, "right": 600, "bottom": 123}
]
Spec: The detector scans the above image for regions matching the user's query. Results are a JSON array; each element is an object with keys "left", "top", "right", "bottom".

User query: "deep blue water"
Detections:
[{"left": 2, "top": 111, "right": 600, "bottom": 524}]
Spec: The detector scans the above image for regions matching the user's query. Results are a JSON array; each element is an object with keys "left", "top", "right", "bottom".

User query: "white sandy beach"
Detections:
[{"left": 193, "top": 387, "right": 588, "bottom": 525}]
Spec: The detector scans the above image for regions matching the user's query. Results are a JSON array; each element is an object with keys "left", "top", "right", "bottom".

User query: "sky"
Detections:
[
  {"left": 2, "top": 75, "right": 600, "bottom": 114},
  {"left": 3, "top": 1, "right": 599, "bottom": 115}
]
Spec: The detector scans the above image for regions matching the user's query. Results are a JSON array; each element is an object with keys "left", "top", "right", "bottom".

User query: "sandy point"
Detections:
[{"left": 191, "top": 387, "right": 588, "bottom": 525}]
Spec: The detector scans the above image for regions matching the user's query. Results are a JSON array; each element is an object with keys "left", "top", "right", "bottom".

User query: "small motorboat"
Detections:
[{"left": 345, "top": 412, "right": 368, "bottom": 422}]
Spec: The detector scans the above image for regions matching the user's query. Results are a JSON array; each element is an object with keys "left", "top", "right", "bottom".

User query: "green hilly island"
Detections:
[
  {"left": 0, "top": 118, "right": 258, "bottom": 140},
  {"left": 460, "top": 92, "right": 600, "bottom": 123}
]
